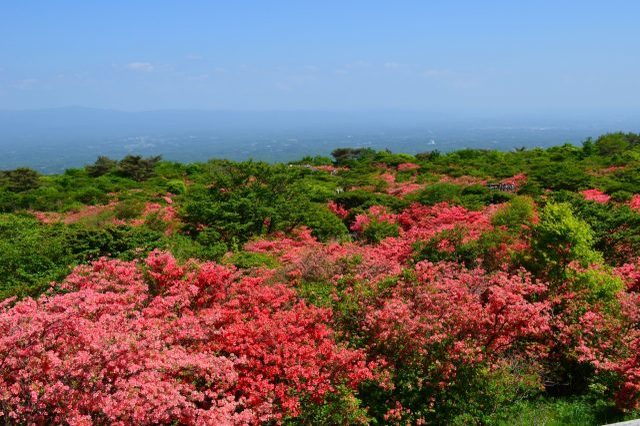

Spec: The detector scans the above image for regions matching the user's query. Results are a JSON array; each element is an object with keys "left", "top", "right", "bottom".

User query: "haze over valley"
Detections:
[{"left": 2, "top": 108, "right": 639, "bottom": 172}]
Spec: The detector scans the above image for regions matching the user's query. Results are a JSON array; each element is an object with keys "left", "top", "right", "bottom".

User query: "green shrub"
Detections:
[{"left": 166, "top": 179, "right": 187, "bottom": 194}]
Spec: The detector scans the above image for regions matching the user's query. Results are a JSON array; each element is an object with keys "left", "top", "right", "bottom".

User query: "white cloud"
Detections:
[
  {"left": 13, "top": 78, "right": 37, "bottom": 89},
  {"left": 189, "top": 74, "right": 210, "bottom": 81},
  {"left": 126, "top": 62, "right": 154, "bottom": 72},
  {"left": 384, "top": 62, "right": 405, "bottom": 69},
  {"left": 333, "top": 61, "right": 371, "bottom": 75},
  {"left": 423, "top": 68, "right": 443, "bottom": 78}
]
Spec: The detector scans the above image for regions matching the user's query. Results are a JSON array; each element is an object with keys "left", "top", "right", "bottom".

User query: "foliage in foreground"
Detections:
[
  {"left": 0, "top": 252, "right": 373, "bottom": 424},
  {"left": 1, "top": 132, "right": 640, "bottom": 424}
]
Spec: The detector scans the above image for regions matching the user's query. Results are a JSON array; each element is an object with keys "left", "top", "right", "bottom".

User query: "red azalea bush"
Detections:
[
  {"left": 327, "top": 200, "right": 348, "bottom": 219},
  {"left": 350, "top": 205, "right": 397, "bottom": 233},
  {"left": 364, "top": 261, "right": 551, "bottom": 369},
  {"left": 241, "top": 199, "right": 640, "bottom": 419},
  {"left": 333, "top": 261, "right": 552, "bottom": 423},
  {"left": 573, "top": 260, "right": 640, "bottom": 410},
  {"left": 12, "top": 192, "right": 640, "bottom": 424},
  {"left": 396, "top": 163, "right": 420, "bottom": 172},
  {"left": 630, "top": 194, "right": 640, "bottom": 213},
  {"left": 378, "top": 171, "right": 425, "bottom": 197},
  {"left": 581, "top": 189, "right": 611, "bottom": 204},
  {"left": 501, "top": 173, "right": 528, "bottom": 188},
  {"left": 247, "top": 202, "right": 504, "bottom": 285},
  {"left": 0, "top": 251, "right": 373, "bottom": 425}
]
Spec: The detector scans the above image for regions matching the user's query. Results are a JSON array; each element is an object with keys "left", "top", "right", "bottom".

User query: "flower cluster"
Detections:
[
  {"left": 630, "top": 194, "right": 640, "bottom": 213},
  {"left": 350, "top": 205, "right": 397, "bottom": 233},
  {"left": 327, "top": 200, "right": 348, "bottom": 219},
  {"left": 364, "top": 261, "right": 551, "bottom": 377},
  {"left": 581, "top": 188, "right": 611, "bottom": 204},
  {"left": 0, "top": 252, "right": 373, "bottom": 424},
  {"left": 378, "top": 171, "right": 425, "bottom": 197},
  {"left": 396, "top": 163, "right": 420, "bottom": 172}
]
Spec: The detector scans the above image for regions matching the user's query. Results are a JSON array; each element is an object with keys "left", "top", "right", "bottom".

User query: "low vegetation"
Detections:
[{"left": 1, "top": 134, "right": 640, "bottom": 424}]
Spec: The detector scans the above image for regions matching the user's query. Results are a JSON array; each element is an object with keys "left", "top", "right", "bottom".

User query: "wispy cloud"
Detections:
[
  {"left": 126, "top": 62, "right": 154, "bottom": 72},
  {"left": 13, "top": 78, "right": 38, "bottom": 89},
  {"left": 189, "top": 74, "right": 210, "bottom": 81},
  {"left": 423, "top": 68, "right": 443, "bottom": 78},
  {"left": 334, "top": 61, "right": 371, "bottom": 75},
  {"left": 384, "top": 62, "right": 406, "bottom": 69}
]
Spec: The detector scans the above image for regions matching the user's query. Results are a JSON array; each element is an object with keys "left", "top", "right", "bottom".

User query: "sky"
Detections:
[{"left": 1, "top": 1, "right": 639, "bottom": 113}]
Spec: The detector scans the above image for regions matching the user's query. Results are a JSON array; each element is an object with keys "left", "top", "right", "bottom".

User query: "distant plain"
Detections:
[{"left": 1, "top": 108, "right": 639, "bottom": 173}]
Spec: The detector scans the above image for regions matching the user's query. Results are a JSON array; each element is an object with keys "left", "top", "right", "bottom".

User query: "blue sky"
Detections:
[{"left": 1, "top": 1, "right": 639, "bottom": 112}]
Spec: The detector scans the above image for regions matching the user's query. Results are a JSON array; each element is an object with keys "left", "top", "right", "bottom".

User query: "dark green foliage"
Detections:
[
  {"left": 183, "top": 161, "right": 347, "bottom": 244},
  {"left": 86, "top": 156, "right": 117, "bottom": 177},
  {"left": 460, "top": 183, "right": 512, "bottom": 210},
  {"left": 334, "top": 189, "right": 408, "bottom": 212},
  {"left": 284, "top": 385, "right": 369, "bottom": 425},
  {"left": 227, "top": 251, "right": 278, "bottom": 269},
  {"left": 412, "top": 226, "right": 514, "bottom": 271},
  {"left": 500, "top": 396, "right": 628, "bottom": 426},
  {"left": 530, "top": 162, "right": 591, "bottom": 191},
  {"left": 114, "top": 199, "right": 144, "bottom": 219},
  {"left": 168, "top": 237, "right": 227, "bottom": 262},
  {"left": 492, "top": 196, "right": 535, "bottom": 230},
  {"left": 412, "top": 182, "right": 463, "bottom": 205},
  {"left": 303, "top": 206, "right": 349, "bottom": 241},
  {"left": 362, "top": 220, "right": 399, "bottom": 243},
  {"left": 415, "top": 150, "right": 441, "bottom": 161},
  {"left": 0, "top": 168, "right": 40, "bottom": 192},
  {"left": 567, "top": 197, "right": 640, "bottom": 265},
  {"left": 74, "top": 186, "right": 108, "bottom": 204},
  {"left": 596, "top": 133, "right": 630, "bottom": 156},
  {"left": 292, "top": 155, "right": 334, "bottom": 166},
  {"left": 0, "top": 215, "right": 73, "bottom": 298},
  {"left": 64, "top": 225, "right": 165, "bottom": 262},
  {"left": 116, "top": 155, "right": 161, "bottom": 181},
  {"left": 331, "top": 147, "right": 376, "bottom": 165}
]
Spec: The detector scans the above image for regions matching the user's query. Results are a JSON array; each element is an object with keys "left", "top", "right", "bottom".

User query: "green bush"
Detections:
[
  {"left": 166, "top": 179, "right": 187, "bottom": 194},
  {"left": 227, "top": 251, "right": 278, "bottom": 269},
  {"left": 413, "top": 182, "right": 463, "bottom": 205}
]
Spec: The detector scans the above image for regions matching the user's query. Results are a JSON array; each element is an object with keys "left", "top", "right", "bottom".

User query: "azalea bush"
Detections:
[
  {"left": 0, "top": 252, "right": 374, "bottom": 425},
  {"left": 2, "top": 137, "right": 640, "bottom": 423}
]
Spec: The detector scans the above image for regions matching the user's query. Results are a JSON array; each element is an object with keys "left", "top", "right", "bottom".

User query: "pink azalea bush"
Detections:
[
  {"left": 396, "top": 163, "right": 420, "bottom": 172},
  {"left": 327, "top": 200, "right": 348, "bottom": 219},
  {"left": 581, "top": 189, "right": 611, "bottom": 204},
  {"left": 630, "top": 194, "right": 640, "bottom": 213},
  {"left": 0, "top": 251, "right": 374, "bottom": 425}
]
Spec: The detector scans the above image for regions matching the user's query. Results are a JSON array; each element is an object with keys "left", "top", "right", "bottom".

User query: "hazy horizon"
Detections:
[{"left": 1, "top": 107, "right": 638, "bottom": 173}]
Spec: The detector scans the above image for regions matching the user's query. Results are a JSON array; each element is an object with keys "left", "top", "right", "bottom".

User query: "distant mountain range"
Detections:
[{"left": 1, "top": 107, "right": 639, "bottom": 173}]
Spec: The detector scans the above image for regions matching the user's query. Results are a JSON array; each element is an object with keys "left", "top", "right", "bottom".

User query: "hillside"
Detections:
[{"left": 1, "top": 132, "right": 640, "bottom": 424}]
